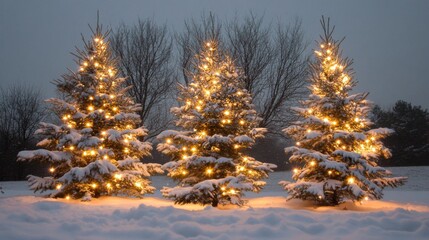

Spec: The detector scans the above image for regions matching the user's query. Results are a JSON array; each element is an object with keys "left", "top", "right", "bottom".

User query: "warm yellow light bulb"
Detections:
[
  {"left": 206, "top": 168, "right": 213, "bottom": 175},
  {"left": 166, "top": 138, "right": 172, "bottom": 144},
  {"left": 135, "top": 182, "right": 142, "bottom": 188},
  {"left": 181, "top": 170, "right": 187, "bottom": 175},
  {"left": 191, "top": 147, "right": 197, "bottom": 152},
  {"left": 347, "top": 177, "right": 355, "bottom": 184},
  {"left": 336, "top": 139, "right": 341, "bottom": 144},
  {"left": 342, "top": 76, "right": 350, "bottom": 83},
  {"left": 49, "top": 167, "right": 55, "bottom": 173},
  {"left": 56, "top": 184, "right": 62, "bottom": 190},
  {"left": 223, "top": 110, "right": 230, "bottom": 116},
  {"left": 293, "top": 168, "right": 299, "bottom": 174},
  {"left": 328, "top": 170, "right": 333, "bottom": 175},
  {"left": 114, "top": 174, "right": 122, "bottom": 180},
  {"left": 310, "top": 161, "right": 316, "bottom": 166},
  {"left": 239, "top": 120, "right": 245, "bottom": 125},
  {"left": 296, "top": 142, "right": 301, "bottom": 146},
  {"left": 65, "top": 195, "right": 70, "bottom": 200},
  {"left": 88, "top": 105, "right": 94, "bottom": 111},
  {"left": 91, "top": 183, "right": 97, "bottom": 189},
  {"left": 229, "top": 189, "right": 236, "bottom": 194},
  {"left": 106, "top": 183, "right": 112, "bottom": 188}
]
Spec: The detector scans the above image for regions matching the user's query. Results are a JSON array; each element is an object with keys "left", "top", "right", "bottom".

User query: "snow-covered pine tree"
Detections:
[
  {"left": 279, "top": 17, "right": 406, "bottom": 206},
  {"left": 157, "top": 41, "right": 276, "bottom": 207},
  {"left": 17, "top": 23, "right": 162, "bottom": 200}
]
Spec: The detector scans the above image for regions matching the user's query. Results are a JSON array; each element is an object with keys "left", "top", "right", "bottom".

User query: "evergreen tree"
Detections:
[
  {"left": 157, "top": 41, "right": 276, "bottom": 207},
  {"left": 17, "top": 24, "right": 162, "bottom": 200},
  {"left": 280, "top": 17, "right": 406, "bottom": 206}
]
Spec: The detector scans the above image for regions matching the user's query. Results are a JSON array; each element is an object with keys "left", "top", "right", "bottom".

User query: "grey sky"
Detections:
[{"left": 1, "top": 0, "right": 428, "bottom": 108}]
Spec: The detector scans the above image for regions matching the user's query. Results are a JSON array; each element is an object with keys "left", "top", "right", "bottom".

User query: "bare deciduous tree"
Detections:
[
  {"left": 0, "top": 85, "right": 45, "bottom": 150},
  {"left": 0, "top": 85, "right": 46, "bottom": 180},
  {"left": 110, "top": 19, "right": 175, "bottom": 139},
  {"left": 226, "top": 13, "right": 272, "bottom": 96},
  {"left": 258, "top": 20, "right": 309, "bottom": 133}
]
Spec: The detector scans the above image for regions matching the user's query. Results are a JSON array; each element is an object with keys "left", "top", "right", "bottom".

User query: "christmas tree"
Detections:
[
  {"left": 157, "top": 41, "right": 276, "bottom": 207},
  {"left": 279, "top": 17, "right": 406, "bottom": 206},
  {"left": 17, "top": 24, "right": 162, "bottom": 200}
]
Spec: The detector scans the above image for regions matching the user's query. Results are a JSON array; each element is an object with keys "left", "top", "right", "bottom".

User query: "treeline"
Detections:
[
  {"left": 0, "top": 14, "right": 427, "bottom": 180},
  {"left": 372, "top": 100, "right": 429, "bottom": 166}
]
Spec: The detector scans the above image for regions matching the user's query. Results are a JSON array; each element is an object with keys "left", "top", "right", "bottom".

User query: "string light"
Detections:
[
  {"left": 347, "top": 177, "right": 355, "bottom": 184},
  {"left": 91, "top": 183, "right": 97, "bottom": 189},
  {"left": 49, "top": 167, "right": 55, "bottom": 173},
  {"left": 206, "top": 168, "right": 213, "bottom": 175}
]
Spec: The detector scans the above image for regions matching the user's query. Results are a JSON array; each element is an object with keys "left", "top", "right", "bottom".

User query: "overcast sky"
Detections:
[{"left": 1, "top": 0, "right": 428, "bottom": 109}]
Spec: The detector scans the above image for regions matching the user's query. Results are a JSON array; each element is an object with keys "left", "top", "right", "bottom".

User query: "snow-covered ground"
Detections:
[{"left": 1, "top": 166, "right": 428, "bottom": 240}]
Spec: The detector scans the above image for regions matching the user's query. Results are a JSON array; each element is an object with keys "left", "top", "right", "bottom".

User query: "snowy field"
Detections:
[{"left": 1, "top": 166, "right": 428, "bottom": 240}]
